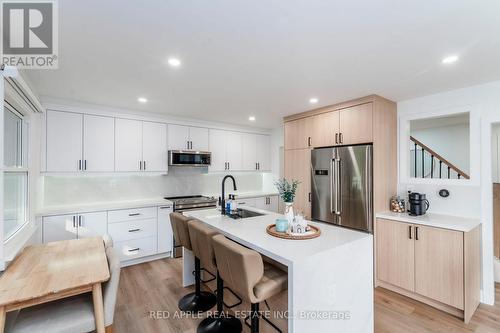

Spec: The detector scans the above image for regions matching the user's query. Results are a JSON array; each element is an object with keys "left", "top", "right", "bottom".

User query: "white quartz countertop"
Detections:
[
  {"left": 202, "top": 190, "right": 279, "bottom": 199},
  {"left": 376, "top": 211, "right": 481, "bottom": 232},
  {"left": 37, "top": 198, "right": 173, "bottom": 216},
  {"left": 186, "top": 207, "right": 372, "bottom": 265}
]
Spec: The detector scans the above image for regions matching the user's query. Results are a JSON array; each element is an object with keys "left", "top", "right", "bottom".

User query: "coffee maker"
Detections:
[{"left": 408, "top": 192, "right": 430, "bottom": 216}]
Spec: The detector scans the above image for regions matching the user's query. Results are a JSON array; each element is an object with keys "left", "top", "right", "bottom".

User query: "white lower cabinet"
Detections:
[
  {"left": 114, "top": 236, "right": 158, "bottom": 262},
  {"left": 41, "top": 205, "right": 174, "bottom": 264},
  {"left": 255, "top": 195, "right": 279, "bottom": 212},
  {"left": 157, "top": 205, "right": 174, "bottom": 254}
]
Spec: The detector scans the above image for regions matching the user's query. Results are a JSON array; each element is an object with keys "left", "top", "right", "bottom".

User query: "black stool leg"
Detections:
[
  {"left": 178, "top": 257, "right": 217, "bottom": 313},
  {"left": 197, "top": 272, "right": 242, "bottom": 333},
  {"left": 251, "top": 303, "right": 259, "bottom": 333}
]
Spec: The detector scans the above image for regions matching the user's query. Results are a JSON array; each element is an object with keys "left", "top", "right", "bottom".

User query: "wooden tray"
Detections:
[{"left": 266, "top": 224, "right": 321, "bottom": 240}]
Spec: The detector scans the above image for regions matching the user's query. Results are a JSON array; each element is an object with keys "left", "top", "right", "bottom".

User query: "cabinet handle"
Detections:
[
  {"left": 143, "top": 161, "right": 146, "bottom": 170},
  {"left": 339, "top": 133, "right": 343, "bottom": 144},
  {"left": 309, "top": 192, "right": 312, "bottom": 202},
  {"left": 84, "top": 160, "right": 87, "bottom": 171},
  {"left": 308, "top": 136, "right": 312, "bottom": 147},
  {"left": 408, "top": 225, "right": 412, "bottom": 239},
  {"left": 72, "top": 216, "right": 77, "bottom": 228},
  {"left": 227, "top": 162, "right": 230, "bottom": 170},
  {"left": 78, "top": 160, "right": 82, "bottom": 171},
  {"left": 239, "top": 202, "right": 246, "bottom": 205},
  {"left": 78, "top": 215, "right": 82, "bottom": 227},
  {"left": 128, "top": 228, "right": 141, "bottom": 232},
  {"left": 258, "top": 162, "right": 260, "bottom": 170},
  {"left": 129, "top": 213, "right": 141, "bottom": 217},
  {"left": 128, "top": 248, "right": 140, "bottom": 252},
  {"left": 415, "top": 227, "right": 419, "bottom": 240},
  {"left": 187, "top": 141, "right": 190, "bottom": 149},
  {"left": 139, "top": 161, "right": 142, "bottom": 170},
  {"left": 256, "top": 163, "right": 258, "bottom": 170},
  {"left": 159, "top": 206, "right": 171, "bottom": 209},
  {"left": 335, "top": 133, "right": 339, "bottom": 144}
]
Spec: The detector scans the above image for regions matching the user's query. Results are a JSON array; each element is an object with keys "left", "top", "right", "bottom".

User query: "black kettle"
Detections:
[{"left": 408, "top": 192, "right": 430, "bottom": 216}]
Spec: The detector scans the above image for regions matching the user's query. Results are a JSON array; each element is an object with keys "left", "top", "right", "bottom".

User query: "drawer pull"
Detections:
[
  {"left": 159, "top": 206, "right": 171, "bottom": 209},
  {"left": 239, "top": 202, "right": 246, "bottom": 205},
  {"left": 128, "top": 228, "right": 141, "bottom": 232},
  {"left": 128, "top": 213, "right": 141, "bottom": 217},
  {"left": 128, "top": 248, "right": 140, "bottom": 252}
]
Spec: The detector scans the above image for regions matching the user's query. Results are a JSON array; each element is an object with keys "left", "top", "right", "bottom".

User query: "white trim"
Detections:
[
  {"left": 399, "top": 104, "right": 480, "bottom": 187},
  {"left": 120, "top": 251, "right": 172, "bottom": 268},
  {"left": 2, "top": 66, "right": 44, "bottom": 114},
  {"left": 41, "top": 97, "right": 271, "bottom": 135}
]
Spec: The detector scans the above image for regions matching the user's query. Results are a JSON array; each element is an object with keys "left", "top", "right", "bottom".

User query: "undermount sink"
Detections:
[{"left": 226, "top": 208, "right": 265, "bottom": 219}]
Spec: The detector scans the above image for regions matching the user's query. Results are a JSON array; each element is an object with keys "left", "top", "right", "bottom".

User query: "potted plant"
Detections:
[{"left": 274, "top": 178, "right": 300, "bottom": 224}]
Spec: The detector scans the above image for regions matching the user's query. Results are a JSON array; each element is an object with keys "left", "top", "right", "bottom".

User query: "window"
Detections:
[{"left": 3, "top": 103, "right": 29, "bottom": 241}]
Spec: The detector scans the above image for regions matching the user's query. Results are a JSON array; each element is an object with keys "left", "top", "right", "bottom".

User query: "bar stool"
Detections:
[
  {"left": 187, "top": 219, "right": 242, "bottom": 333},
  {"left": 212, "top": 234, "right": 288, "bottom": 333},
  {"left": 170, "top": 212, "right": 216, "bottom": 313}
]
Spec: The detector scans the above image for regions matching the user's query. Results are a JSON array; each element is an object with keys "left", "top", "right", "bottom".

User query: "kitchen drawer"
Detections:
[
  {"left": 234, "top": 198, "right": 256, "bottom": 207},
  {"left": 115, "top": 236, "right": 158, "bottom": 261},
  {"left": 108, "top": 207, "right": 157, "bottom": 223},
  {"left": 108, "top": 218, "right": 157, "bottom": 242}
]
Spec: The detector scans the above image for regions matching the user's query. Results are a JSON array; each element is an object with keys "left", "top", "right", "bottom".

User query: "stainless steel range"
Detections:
[{"left": 165, "top": 195, "right": 217, "bottom": 257}]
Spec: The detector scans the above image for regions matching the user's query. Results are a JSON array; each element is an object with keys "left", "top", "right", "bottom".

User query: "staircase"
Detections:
[{"left": 410, "top": 136, "right": 470, "bottom": 180}]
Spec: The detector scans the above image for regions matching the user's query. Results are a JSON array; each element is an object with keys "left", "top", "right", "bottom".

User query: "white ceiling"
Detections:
[{"left": 23, "top": 0, "right": 500, "bottom": 129}]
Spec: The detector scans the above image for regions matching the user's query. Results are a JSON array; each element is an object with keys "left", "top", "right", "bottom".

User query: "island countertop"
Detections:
[{"left": 185, "top": 207, "right": 372, "bottom": 266}]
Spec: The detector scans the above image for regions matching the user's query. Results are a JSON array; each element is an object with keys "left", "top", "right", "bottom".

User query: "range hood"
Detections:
[{"left": 168, "top": 150, "right": 211, "bottom": 167}]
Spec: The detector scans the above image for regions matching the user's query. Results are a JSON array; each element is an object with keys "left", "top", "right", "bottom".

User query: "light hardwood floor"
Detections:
[{"left": 114, "top": 258, "right": 500, "bottom": 333}]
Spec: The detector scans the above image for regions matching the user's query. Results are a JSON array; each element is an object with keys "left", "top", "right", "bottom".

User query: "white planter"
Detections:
[{"left": 284, "top": 202, "right": 294, "bottom": 225}]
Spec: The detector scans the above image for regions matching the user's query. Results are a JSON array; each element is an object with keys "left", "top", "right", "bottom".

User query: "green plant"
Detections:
[{"left": 274, "top": 178, "right": 300, "bottom": 203}]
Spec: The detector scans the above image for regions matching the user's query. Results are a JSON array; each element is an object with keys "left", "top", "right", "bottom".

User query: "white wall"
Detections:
[
  {"left": 398, "top": 79, "right": 500, "bottom": 305},
  {"left": 492, "top": 124, "right": 500, "bottom": 183}
]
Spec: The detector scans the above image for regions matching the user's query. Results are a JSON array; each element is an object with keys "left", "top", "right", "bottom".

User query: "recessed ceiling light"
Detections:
[
  {"left": 442, "top": 55, "right": 459, "bottom": 64},
  {"left": 248, "top": 116, "right": 256, "bottom": 122},
  {"left": 309, "top": 97, "right": 319, "bottom": 104},
  {"left": 168, "top": 57, "right": 181, "bottom": 67},
  {"left": 137, "top": 97, "right": 148, "bottom": 103}
]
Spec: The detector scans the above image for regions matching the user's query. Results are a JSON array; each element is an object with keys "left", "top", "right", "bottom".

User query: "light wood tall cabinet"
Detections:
[
  {"left": 283, "top": 95, "right": 397, "bottom": 220},
  {"left": 376, "top": 217, "right": 480, "bottom": 323}
]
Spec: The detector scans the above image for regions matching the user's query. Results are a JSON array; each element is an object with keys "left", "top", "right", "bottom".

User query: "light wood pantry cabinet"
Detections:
[
  {"left": 46, "top": 111, "right": 115, "bottom": 172},
  {"left": 283, "top": 95, "right": 397, "bottom": 224},
  {"left": 115, "top": 118, "right": 167, "bottom": 172},
  {"left": 284, "top": 148, "right": 312, "bottom": 218},
  {"left": 376, "top": 218, "right": 481, "bottom": 323},
  {"left": 168, "top": 124, "right": 209, "bottom": 151}
]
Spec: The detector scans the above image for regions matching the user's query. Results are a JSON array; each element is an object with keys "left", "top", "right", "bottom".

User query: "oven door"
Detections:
[{"left": 169, "top": 150, "right": 211, "bottom": 166}]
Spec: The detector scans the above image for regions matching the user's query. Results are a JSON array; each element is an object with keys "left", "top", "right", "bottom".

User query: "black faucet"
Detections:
[{"left": 221, "top": 175, "right": 237, "bottom": 215}]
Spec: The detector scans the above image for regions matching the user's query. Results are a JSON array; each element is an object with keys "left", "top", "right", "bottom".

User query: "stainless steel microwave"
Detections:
[{"left": 168, "top": 150, "right": 211, "bottom": 167}]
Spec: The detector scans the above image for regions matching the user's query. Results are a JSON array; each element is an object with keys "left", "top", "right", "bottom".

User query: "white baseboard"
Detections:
[{"left": 120, "top": 251, "right": 173, "bottom": 268}]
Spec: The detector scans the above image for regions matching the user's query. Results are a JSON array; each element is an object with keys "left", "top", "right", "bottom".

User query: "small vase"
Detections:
[{"left": 284, "top": 202, "right": 294, "bottom": 225}]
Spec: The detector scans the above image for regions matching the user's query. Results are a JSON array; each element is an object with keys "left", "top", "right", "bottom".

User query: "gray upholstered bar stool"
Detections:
[
  {"left": 170, "top": 212, "right": 216, "bottom": 313},
  {"left": 188, "top": 219, "right": 242, "bottom": 333},
  {"left": 212, "top": 234, "right": 288, "bottom": 333}
]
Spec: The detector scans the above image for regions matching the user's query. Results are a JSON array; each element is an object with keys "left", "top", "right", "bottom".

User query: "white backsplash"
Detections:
[{"left": 42, "top": 168, "right": 271, "bottom": 207}]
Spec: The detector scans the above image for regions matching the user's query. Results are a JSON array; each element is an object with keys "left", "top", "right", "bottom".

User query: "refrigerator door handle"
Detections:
[
  {"left": 336, "top": 158, "right": 341, "bottom": 216},
  {"left": 330, "top": 158, "right": 336, "bottom": 213}
]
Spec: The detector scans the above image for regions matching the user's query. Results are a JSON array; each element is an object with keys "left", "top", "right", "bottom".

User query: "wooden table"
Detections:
[{"left": 0, "top": 237, "right": 110, "bottom": 333}]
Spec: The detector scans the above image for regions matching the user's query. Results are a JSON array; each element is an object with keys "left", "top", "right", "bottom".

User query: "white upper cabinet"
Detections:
[
  {"left": 115, "top": 118, "right": 143, "bottom": 172},
  {"left": 168, "top": 124, "right": 190, "bottom": 150},
  {"left": 83, "top": 115, "right": 115, "bottom": 172},
  {"left": 226, "top": 131, "right": 242, "bottom": 171},
  {"left": 209, "top": 129, "right": 228, "bottom": 172},
  {"left": 142, "top": 121, "right": 167, "bottom": 172},
  {"left": 241, "top": 133, "right": 271, "bottom": 171},
  {"left": 115, "top": 119, "right": 167, "bottom": 172},
  {"left": 168, "top": 124, "right": 209, "bottom": 151},
  {"left": 256, "top": 134, "right": 271, "bottom": 171},
  {"left": 189, "top": 127, "right": 209, "bottom": 151},
  {"left": 46, "top": 110, "right": 83, "bottom": 172},
  {"left": 242, "top": 133, "right": 258, "bottom": 171}
]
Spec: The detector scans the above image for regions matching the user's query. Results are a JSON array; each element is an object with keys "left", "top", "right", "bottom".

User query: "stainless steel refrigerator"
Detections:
[{"left": 311, "top": 145, "right": 373, "bottom": 233}]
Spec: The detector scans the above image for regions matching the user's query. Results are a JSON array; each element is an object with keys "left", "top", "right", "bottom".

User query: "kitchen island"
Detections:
[{"left": 185, "top": 208, "right": 374, "bottom": 333}]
